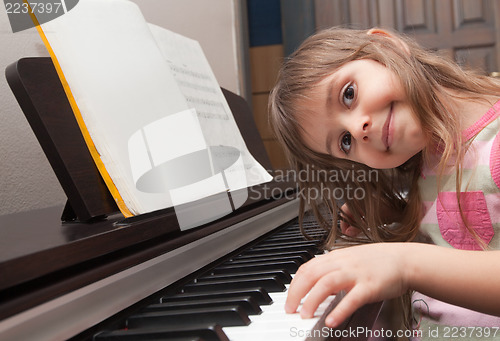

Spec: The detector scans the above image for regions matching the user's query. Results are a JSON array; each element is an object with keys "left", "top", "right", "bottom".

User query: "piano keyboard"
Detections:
[{"left": 91, "top": 214, "right": 330, "bottom": 340}]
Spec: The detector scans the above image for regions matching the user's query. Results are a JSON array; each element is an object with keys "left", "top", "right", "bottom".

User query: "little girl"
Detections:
[{"left": 269, "top": 27, "right": 500, "bottom": 337}]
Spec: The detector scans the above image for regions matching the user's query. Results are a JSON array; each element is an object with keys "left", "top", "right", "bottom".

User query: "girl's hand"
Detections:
[
  {"left": 339, "top": 203, "right": 362, "bottom": 237},
  {"left": 285, "top": 243, "right": 410, "bottom": 328}
]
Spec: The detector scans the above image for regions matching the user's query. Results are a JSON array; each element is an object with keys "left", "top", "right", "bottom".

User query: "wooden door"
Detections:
[{"left": 314, "top": 0, "right": 500, "bottom": 74}]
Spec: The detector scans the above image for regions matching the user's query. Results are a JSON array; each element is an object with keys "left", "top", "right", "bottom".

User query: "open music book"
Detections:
[{"left": 35, "top": 0, "right": 272, "bottom": 229}]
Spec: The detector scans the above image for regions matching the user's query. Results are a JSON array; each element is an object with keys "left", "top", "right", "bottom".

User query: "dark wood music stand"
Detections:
[{"left": 5, "top": 57, "right": 273, "bottom": 223}]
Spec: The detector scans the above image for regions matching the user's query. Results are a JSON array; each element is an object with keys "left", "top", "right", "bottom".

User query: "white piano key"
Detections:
[{"left": 223, "top": 283, "right": 336, "bottom": 341}]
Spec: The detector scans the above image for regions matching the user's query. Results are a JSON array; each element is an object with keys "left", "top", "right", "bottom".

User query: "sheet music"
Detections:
[{"left": 149, "top": 24, "right": 264, "bottom": 180}]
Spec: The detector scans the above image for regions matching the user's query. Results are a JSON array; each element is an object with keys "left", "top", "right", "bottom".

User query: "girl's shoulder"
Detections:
[
  {"left": 464, "top": 100, "right": 500, "bottom": 189},
  {"left": 462, "top": 100, "right": 500, "bottom": 141}
]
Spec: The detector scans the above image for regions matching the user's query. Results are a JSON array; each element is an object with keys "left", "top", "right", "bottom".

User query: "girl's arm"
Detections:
[{"left": 285, "top": 242, "right": 500, "bottom": 328}]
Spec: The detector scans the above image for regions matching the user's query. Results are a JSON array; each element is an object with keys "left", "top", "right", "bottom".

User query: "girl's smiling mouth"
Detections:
[{"left": 382, "top": 102, "right": 394, "bottom": 150}]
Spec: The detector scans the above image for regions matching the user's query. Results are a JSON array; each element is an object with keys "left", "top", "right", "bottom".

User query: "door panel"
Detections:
[{"left": 314, "top": 0, "right": 500, "bottom": 74}]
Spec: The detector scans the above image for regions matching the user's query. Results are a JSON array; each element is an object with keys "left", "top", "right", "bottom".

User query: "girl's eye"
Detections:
[
  {"left": 340, "top": 132, "right": 352, "bottom": 155},
  {"left": 342, "top": 84, "right": 355, "bottom": 108}
]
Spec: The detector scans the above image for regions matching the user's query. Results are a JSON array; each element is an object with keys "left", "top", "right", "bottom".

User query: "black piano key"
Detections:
[
  {"left": 143, "top": 296, "right": 262, "bottom": 315},
  {"left": 98, "top": 335, "right": 204, "bottom": 341},
  {"left": 161, "top": 288, "right": 272, "bottom": 305},
  {"left": 198, "top": 269, "right": 292, "bottom": 284},
  {"left": 94, "top": 323, "right": 228, "bottom": 341},
  {"left": 264, "top": 231, "right": 306, "bottom": 236},
  {"left": 232, "top": 249, "right": 315, "bottom": 261},
  {"left": 263, "top": 234, "right": 324, "bottom": 243},
  {"left": 181, "top": 275, "right": 286, "bottom": 293},
  {"left": 212, "top": 260, "right": 301, "bottom": 274},
  {"left": 256, "top": 239, "right": 322, "bottom": 248},
  {"left": 257, "top": 234, "right": 307, "bottom": 241},
  {"left": 269, "top": 229, "right": 317, "bottom": 235},
  {"left": 243, "top": 243, "right": 318, "bottom": 255},
  {"left": 126, "top": 305, "right": 250, "bottom": 329},
  {"left": 250, "top": 240, "right": 318, "bottom": 250},
  {"left": 228, "top": 253, "right": 311, "bottom": 265},
  {"left": 227, "top": 255, "right": 310, "bottom": 268}
]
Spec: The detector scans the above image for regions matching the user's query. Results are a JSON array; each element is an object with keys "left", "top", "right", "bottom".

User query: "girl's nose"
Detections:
[
  {"left": 362, "top": 122, "right": 370, "bottom": 141},
  {"left": 350, "top": 117, "right": 371, "bottom": 142}
]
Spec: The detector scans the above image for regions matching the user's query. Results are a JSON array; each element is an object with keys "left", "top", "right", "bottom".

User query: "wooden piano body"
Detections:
[{"left": 0, "top": 57, "right": 382, "bottom": 340}]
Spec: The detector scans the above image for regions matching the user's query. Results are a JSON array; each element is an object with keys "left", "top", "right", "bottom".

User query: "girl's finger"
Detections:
[
  {"left": 345, "top": 225, "right": 362, "bottom": 237},
  {"left": 299, "top": 272, "right": 351, "bottom": 319},
  {"left": 285, "top": 255, "right": 332, "bottom": 313},
  {"left": 285, "top": 265, "right": 318, "bottom": 313},
  {"left": 325, "top": 284, "right": 370, "bottom": 328},
  {"left": 339, "top": 219, "right": 350, "bottom": 234}
]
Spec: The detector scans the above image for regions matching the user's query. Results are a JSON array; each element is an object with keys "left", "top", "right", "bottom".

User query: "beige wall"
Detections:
[{"left": 0, "top": 0, "right": 247, "bottom": 215}]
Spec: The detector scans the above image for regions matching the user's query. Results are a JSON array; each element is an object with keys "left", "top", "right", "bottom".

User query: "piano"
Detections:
[{"left": 1, "top": 57, "right": 382, "bottom": 341}]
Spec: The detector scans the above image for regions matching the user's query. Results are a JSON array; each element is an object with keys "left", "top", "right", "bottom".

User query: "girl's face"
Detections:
[{"left": 298, "top": 59, "right": 427, "bottom": 169}]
